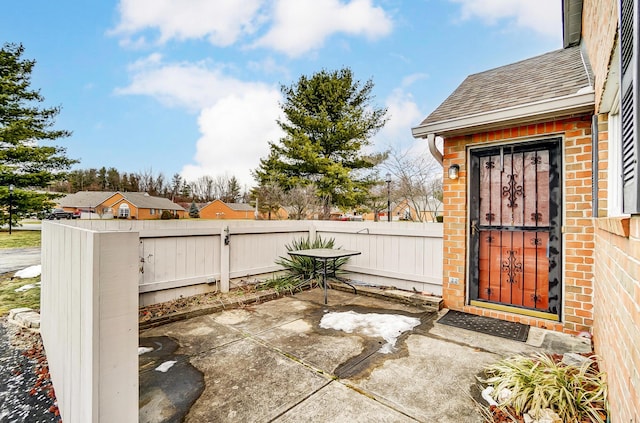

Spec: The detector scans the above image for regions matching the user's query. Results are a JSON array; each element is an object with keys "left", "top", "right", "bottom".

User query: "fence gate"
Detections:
[{"left": 469, "top": 139, "right": 562, "bottom": 320}]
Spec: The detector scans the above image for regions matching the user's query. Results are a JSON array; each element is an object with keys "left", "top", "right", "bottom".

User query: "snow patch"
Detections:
[
  {"left": 320, "top": 311, "right": 420, "bottom": 354},
  {"left": 138, "top": 347, "right": 154, "bottom": 355},
  {"left": 155, "top": 360, "right": 177, "bottom": 372},
  {"left": 14, "top": 265, "right": 42, "bottom": 279},
  {"left": 14, "top": 284, "right": 37, "bottom": 293}
]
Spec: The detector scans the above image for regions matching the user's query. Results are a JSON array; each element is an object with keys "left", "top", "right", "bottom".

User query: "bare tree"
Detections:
[
  {"left": 284, "top": 184, "right": 320, "bottom": 220},
  {"left": 364, "top": 182, "right": 389, "bottom": 222},
  {"left": 384, "top": 146, "right": 443, "bottom": 222},
  {"left": 252, "top": 180, "right": 284, "bottom": 220},
  {"left": 190, "top": 175, "right": 215, "bottom": 202}
]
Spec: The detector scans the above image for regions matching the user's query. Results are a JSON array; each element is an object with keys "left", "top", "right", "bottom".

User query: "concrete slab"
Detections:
[
  {"left": 142, "top": 314, "right": 245, "bottom": 356},
  {"left": 184, "top": 338, "right": 330, "bottom": 422},
  {"left": 140, "top": 288, "right": 595, "bottom": 423},
  {"left": 278, "top": 381, "right": 416, "bottom": 422},
  {"left": 346, "top": 334, "right": 496, "bottom": 422}
]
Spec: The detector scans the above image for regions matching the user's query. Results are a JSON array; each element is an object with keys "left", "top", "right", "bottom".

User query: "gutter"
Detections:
[{"left": 411, "top": 89, "right": 595, "bottom": 139}]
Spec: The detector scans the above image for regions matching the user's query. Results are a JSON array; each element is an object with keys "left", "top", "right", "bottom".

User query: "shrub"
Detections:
[
  {"left": 273, "top": 236, "right": 349, "bottom": 287},
  {"left": 482, "top": 352, "right": 608, "bottom": 423},
  {"left": 160, "top": 210, "right": 174, "bottom": 220}
]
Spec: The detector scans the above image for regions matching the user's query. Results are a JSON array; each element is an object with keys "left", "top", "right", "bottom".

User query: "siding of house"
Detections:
[
  {"left": 442, "top": 115, "right": 595, "bottom": 334},
  {"left": 583, "top": 0, "right": 640, "bottom": 419},
  {"left": 107, "top": 194, "right": 140, "bottom": 219},
  {"left": 199, "top": 200, "right": 255, "bottom": 220}
]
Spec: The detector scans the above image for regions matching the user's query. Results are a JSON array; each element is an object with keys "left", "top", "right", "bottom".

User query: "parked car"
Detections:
[{"left": 47, "top": 208, "right": 78, "bottom": 220}]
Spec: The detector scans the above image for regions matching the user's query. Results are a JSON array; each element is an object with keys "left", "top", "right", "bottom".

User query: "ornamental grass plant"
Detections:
[
  {"left": 482, "top": 352, "right": 608, "bottom": 423},
  {"left": 270, "top": 236, "right": 349, "bottom": 289}
]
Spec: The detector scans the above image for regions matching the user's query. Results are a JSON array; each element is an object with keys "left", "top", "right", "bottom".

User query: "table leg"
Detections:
[{"left": 323, "top": 258, "right": 328, "bottom": 304}]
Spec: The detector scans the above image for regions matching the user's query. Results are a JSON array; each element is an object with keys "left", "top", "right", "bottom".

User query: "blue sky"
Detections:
[{"left": 2, "top": 0, "right": 562, "bottom": 188}]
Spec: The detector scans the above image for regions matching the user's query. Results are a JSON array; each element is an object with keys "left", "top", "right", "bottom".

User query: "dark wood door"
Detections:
[{"left": 469, "top": 139, "right": 562, "bottom": 319}]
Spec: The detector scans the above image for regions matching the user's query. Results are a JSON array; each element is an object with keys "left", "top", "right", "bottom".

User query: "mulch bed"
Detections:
[{"left": 0, "top": 320, "right": 60, "bottom": 422}]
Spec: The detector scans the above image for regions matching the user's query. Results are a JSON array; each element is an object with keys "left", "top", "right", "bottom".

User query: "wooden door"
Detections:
[{"left": 469, "top": 139, "right": 562, "bottom": 319}]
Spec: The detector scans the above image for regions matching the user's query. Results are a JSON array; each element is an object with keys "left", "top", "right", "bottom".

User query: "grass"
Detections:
[
  {"left": 0, "top": 230, "right": 41, "bottom": 249},
  {"left": 0, "top": 274, "right": 41, "bottom": 316}
]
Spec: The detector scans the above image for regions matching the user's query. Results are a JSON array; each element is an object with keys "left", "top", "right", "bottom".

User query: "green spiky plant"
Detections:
[
  {"left": 270, "top": 236, "right": 350, "bottom": 290},
  {"left": 482, "top": 352, "right": 608, "bottom": 423}
]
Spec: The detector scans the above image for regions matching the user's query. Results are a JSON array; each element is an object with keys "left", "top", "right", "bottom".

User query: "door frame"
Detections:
[{"left": 466, "top": 137, "right": 563, "bottom": 321}]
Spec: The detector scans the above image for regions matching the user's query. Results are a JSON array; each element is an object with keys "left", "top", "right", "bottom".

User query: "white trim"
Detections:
[{"left": 412, "top": 91, "right": 595, "bottom": 138}]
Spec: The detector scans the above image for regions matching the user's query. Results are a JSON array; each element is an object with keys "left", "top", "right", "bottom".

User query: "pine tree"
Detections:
[
  {"left": 188, "top": 201, "right": 200, "bottom": 218},
  {"left": 254, "top": 68, "right": 387, "bottom": 219},
  {"left": 1, "top": 43, "right": 77, "bottom": 225}
]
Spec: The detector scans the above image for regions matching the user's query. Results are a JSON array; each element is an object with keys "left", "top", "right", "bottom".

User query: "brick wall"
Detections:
[
  {"left": 593, "top": 216, "right": 640, "bottom": 421},
  {"left": 442, "top": 115, "right": 595, "bottom": 334},
  {"left": 582, "top": 0, "right": 617, "bottom": 108}
]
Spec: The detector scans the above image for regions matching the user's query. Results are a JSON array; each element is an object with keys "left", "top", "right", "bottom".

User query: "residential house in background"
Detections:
[
  {"left": 198, "top": 200, "right": 257, "bottom": 219},
  {"left": 58, "top": 191, "right": 186, "bottom": 219},
  {"left": 412, "top": 0, "right": 639, "bottom": 419}
]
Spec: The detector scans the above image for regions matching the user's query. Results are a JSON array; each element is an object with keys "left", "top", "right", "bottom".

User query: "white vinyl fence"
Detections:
[{"left": 40, "top": 219, "right": 442, "bottom": 422}]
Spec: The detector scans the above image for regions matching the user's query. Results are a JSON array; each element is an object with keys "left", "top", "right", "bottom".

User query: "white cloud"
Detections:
[
  {"left": 181, "top": 88, "right": 284, "bottom": 187},
  {"left": 374, "top": 88, "right": 424, "bottom": 150},
  {"left": 253, "top": 0, "right": 393, "bottom": 57},
  {"left": 450, "top": 0, "right": 561, "bottom": 38},
  {"left": 112, "top": 0, "right": 264, "bottom": 46},
  {"left": 115, "top": 54, "right": 271, "bottom": 111},
  {"left": 116, "top": 55, "right": 283, "bottom": 187}
]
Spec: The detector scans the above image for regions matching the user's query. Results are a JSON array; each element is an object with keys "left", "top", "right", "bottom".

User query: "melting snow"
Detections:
[
  {"left": 138, "top": 347, "right": 154, "bottom": 355},
  {"left": 155, "top": 360, "right": 177, "bottom": 372},
  {"left": 14, "top": 265, "right": 41, "bottom": 279},
  {"left": 320, "top": 311, "right": 420, "bottom": 354},
  {"left": 14, "top": 284, "right": 37, "bottom": 293}
]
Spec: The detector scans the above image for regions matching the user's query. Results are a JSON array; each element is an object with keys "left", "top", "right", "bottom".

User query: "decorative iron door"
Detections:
[{"left": 469, "top": 139, "right": 562, "bottom": 319}]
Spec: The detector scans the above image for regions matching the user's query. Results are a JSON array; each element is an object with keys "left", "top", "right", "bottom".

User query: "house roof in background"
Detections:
[
  {"left": 60, "top": 191, "right": 184, "bottom": 211},
  {"left": 110, "top": 192, "right": 185, "bottom": 211},
  {"left": 58, "top": 191, "right": 113, "bottom": 208},
  {"left": 199, "top": 200, "right": 254, "bottom": 212},
  {"left": 225, "top": 202, "right": 254, "bottom": 211},
  {"left": 412, "top": 46, "right": 594, "bottom": 137}
]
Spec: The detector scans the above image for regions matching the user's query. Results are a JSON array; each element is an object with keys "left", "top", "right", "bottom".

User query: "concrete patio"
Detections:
[{"left": 139, "top": 287, "right": 591, "bottom": 423}]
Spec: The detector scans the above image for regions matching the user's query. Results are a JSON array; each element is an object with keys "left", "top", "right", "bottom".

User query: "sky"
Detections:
[{"left": 2, "top": 0, "right": 562, "bottom": 189}]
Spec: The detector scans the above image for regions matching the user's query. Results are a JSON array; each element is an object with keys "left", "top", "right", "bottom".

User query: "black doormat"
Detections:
[{"left": 437, "top": 310, "right": 530, "bottom": 342}]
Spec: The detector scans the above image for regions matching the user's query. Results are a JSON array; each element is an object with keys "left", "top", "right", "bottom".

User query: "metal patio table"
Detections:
[{"left": 287, "top": 248, "right": 361, "bottom": 304}]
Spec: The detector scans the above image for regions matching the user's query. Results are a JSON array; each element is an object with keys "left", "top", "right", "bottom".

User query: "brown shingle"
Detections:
[{"left": 420, "top": 46, "right": 592, "bottom": 125}]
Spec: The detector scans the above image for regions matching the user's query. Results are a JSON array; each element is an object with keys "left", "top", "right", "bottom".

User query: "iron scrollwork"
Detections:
[
  {"left": 502, "top": 174, "right": 524, "bottom": 208},
  {"left": 501, "top": 249, "right": 523, "bottom": 285}
]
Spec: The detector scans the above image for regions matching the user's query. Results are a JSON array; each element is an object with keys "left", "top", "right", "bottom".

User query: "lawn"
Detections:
[
  {"left": 0, "top": 230, "right": 42, "bottom": 315},
  {"left": 0, "top": 231, "right": 41, "bottom": 249},
  {"left": 0, "top": 274, "right": 41, "bottom": 315}
]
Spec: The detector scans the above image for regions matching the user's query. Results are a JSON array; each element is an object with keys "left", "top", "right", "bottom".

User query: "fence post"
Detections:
[{"left": 220, "top": 225, "right": 230, "bottom": 292}]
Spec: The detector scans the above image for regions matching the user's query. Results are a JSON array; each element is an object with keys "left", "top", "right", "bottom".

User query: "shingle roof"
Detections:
[
  {"left": 60, "top": 191, "right": 184, "bottom": 211},
  {"left": 225, "top": 202, "right": 254, "bottom": 211},
  {"left": 58, "top": 191, "right": 113, "bottom": 208},
  {"left": 419, "top": 46, "right": 592, "bottom": 126},
  {"left": 113, "top": 192, "right": 185, "bottom": 211}
]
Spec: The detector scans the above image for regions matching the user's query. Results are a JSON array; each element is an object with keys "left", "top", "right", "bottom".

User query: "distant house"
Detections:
[
  {"left": 58, "top": 191, "right": 186, "bottom": 219},
  {"left": 198, "top": 200, "right": 256, "bottom": 219}
]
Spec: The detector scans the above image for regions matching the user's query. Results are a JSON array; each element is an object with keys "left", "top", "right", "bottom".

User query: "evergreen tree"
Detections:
[
  {"left": 254, "top": 68, "right": 387, "bottom": 219},
  {"left": 0, "top": 43, "right": 77, "bottom": 225},
  {"left": 188, "top": 201, "right": 200, "bottom": 218}
]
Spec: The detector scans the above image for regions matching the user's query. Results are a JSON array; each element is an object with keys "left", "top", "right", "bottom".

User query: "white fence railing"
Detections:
[{"left": 40, "top": 219, "right": 442, "bottom": 422}]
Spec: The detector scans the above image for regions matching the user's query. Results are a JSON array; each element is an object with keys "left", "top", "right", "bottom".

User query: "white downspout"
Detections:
[{"left": 427, "top": 133, "right": 443, "bottom": 166}]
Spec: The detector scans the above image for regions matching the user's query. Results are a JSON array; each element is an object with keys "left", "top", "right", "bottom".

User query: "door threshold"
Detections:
[{"left": 469, "top": 300, "right": 559, "bottom": 321}]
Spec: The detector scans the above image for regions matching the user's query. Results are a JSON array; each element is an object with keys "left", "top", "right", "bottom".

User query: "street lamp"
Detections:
[
  {"left": 8, "top": 184, "right": 14, "bottom": 235},
  {"left": 385, "top": 173, "right": 391, "bottom": 223}
]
